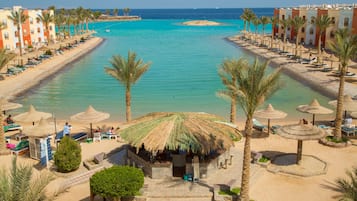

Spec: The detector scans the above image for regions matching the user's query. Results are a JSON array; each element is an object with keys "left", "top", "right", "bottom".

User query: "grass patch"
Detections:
[
  {"left": 230, "top": 133, "right": 241, "bottom": 142},
  {"left": 218, "top": 187, "right": 240, "bottom": 196},
  {"left": 258, "top": 155, "right": 270, "bottom": 163},
  {"left": 325, "top": 136, "right": 348, "bottom": 143}
]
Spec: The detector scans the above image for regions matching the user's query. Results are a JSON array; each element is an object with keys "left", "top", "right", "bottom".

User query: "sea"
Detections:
[{"left": 13, "top": 8, "right": 332, "bottom": 122}]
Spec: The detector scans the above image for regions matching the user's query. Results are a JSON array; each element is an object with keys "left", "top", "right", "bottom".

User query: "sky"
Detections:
[{"left": 0, "top": 0, "right": 356, "bottom": 9}]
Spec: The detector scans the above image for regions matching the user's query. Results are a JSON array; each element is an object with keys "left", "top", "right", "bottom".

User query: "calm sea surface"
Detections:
[{"left": 14, "top": 9, "right": 332, "bottom": 121}]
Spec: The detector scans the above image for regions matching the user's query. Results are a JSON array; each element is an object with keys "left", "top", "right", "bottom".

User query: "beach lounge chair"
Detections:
[
  {"left": 55, "top": 131, "right": 87, "bottom": 142},
  {"left": 3, "top": 123, "right": 23, "bottom": 132},
  {"left": 8, "top": 140, "right": 29, "bottom": 155},
  {"left": 253, "top": 119, "right": 268, "bottom": 132},
  {"left": 271, "top": 125, "right": 281, "bottom": 134}
]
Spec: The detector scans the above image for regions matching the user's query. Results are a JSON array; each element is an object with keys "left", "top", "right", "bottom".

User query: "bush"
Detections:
[
  {"left": 44, "top": 49, "right": 52, "bottom": 55},
  {"left": 90, "top": 166, "right": 144, "bottom": 200},
  {"left": 258, "top": 155, "right": 270, "bottom": 163},
  {"left": 325, "top": 136, "right": 348, "bottom": 143},
  {"left": 219, "top": 187, "right": 241, "bottom": 195},
  {"left": 54, "top": 136, "right": 81, "bottom": 172}
]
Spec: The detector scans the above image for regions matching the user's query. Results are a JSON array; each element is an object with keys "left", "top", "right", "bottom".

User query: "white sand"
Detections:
[{"left": 183, "top": 20, "right": 221, "bottom": 26}]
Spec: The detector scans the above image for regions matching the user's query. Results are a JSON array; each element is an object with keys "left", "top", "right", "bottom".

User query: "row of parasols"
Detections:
[{"left": 254, "top": 95, "right": 357, "bottom": 135}]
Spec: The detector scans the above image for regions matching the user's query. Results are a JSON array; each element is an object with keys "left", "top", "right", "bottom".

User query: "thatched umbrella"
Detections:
[
  {"left": 70, "top": 105, "right": 110, "bottom": 138},
  {"left": 24, "top": 118, "right": 56, "bottom": 138},
  {"left": 119, "top": 112, "right": 241, "bottom": 154},
  {"left": 13, "top": 105, "right": 52, "bottom": 125},
  {"left": 329, "top": 95, "right": 357, "bottom": 118},
  {"left": 276, "top": 120, "right": 326, "bottom": 165},
  {"left": 254, "top": 104, "right": 287, "bottom": 135},
  {"left": 0, "top": 98, "right": 22, "bottom": 114},
  {"left": 297, "top": 99, "right": 333, "bottom": 125}
]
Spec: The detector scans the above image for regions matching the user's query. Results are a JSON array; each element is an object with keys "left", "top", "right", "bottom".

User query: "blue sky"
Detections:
[{"left": 0, "top": 0, "right": 356, "bottom": 9}]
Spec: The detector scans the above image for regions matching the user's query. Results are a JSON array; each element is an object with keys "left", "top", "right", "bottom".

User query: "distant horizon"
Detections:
[{"left": 1, "top": 0, "right": 356, "bottom": 10}]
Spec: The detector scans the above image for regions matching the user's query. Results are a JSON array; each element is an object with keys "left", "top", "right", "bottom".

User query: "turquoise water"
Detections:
[{"left": 14, "top": 20, "right": 331, "bottom": 121}]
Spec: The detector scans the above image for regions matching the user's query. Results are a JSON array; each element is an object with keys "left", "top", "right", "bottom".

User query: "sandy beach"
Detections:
[
  {"left": 0, "top": 36, "right": 104, "bottom": 100},
  {"left": 227, "top": 35, "right": 357, "bottom": 99}
]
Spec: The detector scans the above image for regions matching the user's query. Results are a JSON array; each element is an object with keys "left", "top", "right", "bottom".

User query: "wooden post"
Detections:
[{"left": 296, "top": 140, "right": 303, "bottom": 165}]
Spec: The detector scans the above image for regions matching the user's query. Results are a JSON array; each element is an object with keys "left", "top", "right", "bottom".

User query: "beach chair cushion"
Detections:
[
  {"left": 253, "top": 119, "right": 267, "bottom": 131},
  {"left": 3, "top": 124, "right": 23, "bottom": 132}
]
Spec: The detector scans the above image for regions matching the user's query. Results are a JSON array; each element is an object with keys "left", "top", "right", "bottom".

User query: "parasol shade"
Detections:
[
  {"left": 329, "top": 95, "right": 357, "bottom": 112},
  {"left": 24, "top": 118, "right": 55, "bottom": 138},
  {"left": 13, "top": 105, "right": 52, "bottom": 123},
  {"left": 254, "top": 104, "right": 287, "bottom": 135},
  {"left": 297, "top": 99, "right": 333, "bottom": 125},
  {"left": 70, "top": 105, "right": 110, "bottom": 123},
  {"left": 277, "top": 120, "right": 326, "bottom": 164},
  {"left": 0, "top": 98, "right": 22, "bottom": 111},
  {"left": 120, "top": 112, "right": 241, "bottom": 154}
]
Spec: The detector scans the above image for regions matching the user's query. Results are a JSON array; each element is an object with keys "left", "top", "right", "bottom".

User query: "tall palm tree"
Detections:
[
  {"left": 83, "top": 9, "right": 93, "bottom": 32},
  {"left": 0, "top": 49, "right": 10, "bottom": 154},
  {"left": 270, "top": 16, "right": 279, "bottom": 49},
  {"left": 252, "top": 17, "right": 261, "bottom": 42},
  {"left": 245, "top": 9, "right": 256, "bottom": 34},
  {"left": 290, "top": 16, "right": 306, "bottom": 56},
  {"left": 315, "top": 15, "right": 333, "bottom": 63},
  {"left": 328, "top": 28, "right": 357, "bottom": 140},
  {"left": 240, "top": 9, "right": 250, "bottom": 34},
  {"left": 0, "top": 157, "right": 53, "bottom": 200},
  {"left": 230, "top": 58, "right": 281, "bottom": 201},
  {"left": 104, "top": 51, "right": 151, "bottom": 122},
  {"left": 123, "top": 8, "right": 131, "bottom": 16},
  {"left": 37, "top": 12, "right": 54, "bottom": 45},
  {"left": 217, "top": 58, "right": 248, "bottom": 123},
  {"left": 279, "top": 18, "right": 290, "bottom": 52},
  {"left": 260, "top": 16, "right": 270, "bottom": 36},
  {"left": 7, "top": 10, "right": 28, "bottom": 57},
  {"left": 334, "top": 167, "right": 357, "bottom": 201},
  {"left": 113, "top": 8, "right": 119, "bottom": 16}
]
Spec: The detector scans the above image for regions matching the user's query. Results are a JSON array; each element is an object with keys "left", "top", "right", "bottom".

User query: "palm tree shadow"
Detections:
[{"left": 319, "top": 179, "right": 341, "bottom": 200}]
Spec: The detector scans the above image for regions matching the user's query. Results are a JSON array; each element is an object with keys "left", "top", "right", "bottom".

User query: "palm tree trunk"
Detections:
[
  {"left": 17, "top": 25, "right": 23, "bottom": 57},
  {"left": 240, "top": 116, "right": 253, "bottom": 201},
  {"left": 271, "top": 26, "right": 274, "bottom": 49},
  {"left": 126, "top": 87, "right": 131, "bottom": 122},
  {"left": 230, "top": 97, "right": 236, "bottom": 124},
  {"left": 295, "top": 36, "right": 299, "bottom": 56},
  {"left": 283, "top": 29, "right": 287, "bottom": 52},
  {"left": 334, "top": 66, "right": 346, "bottom": 140},
  {"left": 317, "top": 32, "right": 322, "bottom": 63}
]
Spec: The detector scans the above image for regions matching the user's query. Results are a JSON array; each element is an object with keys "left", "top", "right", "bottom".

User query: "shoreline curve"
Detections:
[{"left": 0, "top": 37, "right": 104, "bottom": 100}]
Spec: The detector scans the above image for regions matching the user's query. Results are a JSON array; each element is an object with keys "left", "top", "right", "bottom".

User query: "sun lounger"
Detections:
[
  {"left": 9, "top": 140, "right": 29, "bottom": 155},
  {"left": 55, "top": 131, "right": 87, "bottom": 142},
  {"left": 271, "top": 125, "right": 281, "bottom": 134},
  {"left": 253, "top": 118, "right": 268, "bottom": 132},
  {"left": 3, "top": 124, "right": 23, "bottom": 132}
]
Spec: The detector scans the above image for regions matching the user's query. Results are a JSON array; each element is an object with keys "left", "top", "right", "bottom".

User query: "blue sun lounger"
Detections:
[
  {"left": 253, "top": 119, "right": 268, "bottom": 132},
  {"left": 55, "top": 131, "right": 88, "bottom": 142}
]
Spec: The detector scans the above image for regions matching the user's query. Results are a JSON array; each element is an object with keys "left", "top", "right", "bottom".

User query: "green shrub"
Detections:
[
  {"left": 258, "top": 155, "right": 270, "bottom": 163},
  {"left": 218, "top": 187, "right": 241, "bottom": 195},
  {"left": 326, "top": 136, "right": 348, "bottom": 143},
  {"left": 54, "top": 136, "right": 81, "bottom": 172},
  {"left": 44, "top": 49, "right": 52, "bottom": 55},
  {"left": 90, "top": 166, "right": 144, "bottom": 200}
]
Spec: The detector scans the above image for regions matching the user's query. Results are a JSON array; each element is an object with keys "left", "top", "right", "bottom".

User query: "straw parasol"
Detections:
[
  {"left": 297, "top": 99, "right": 333, "bottom": 125},
  {"left": 24, "top": 118, "right": 56, "bottom": 138},
  {"left": 70, "top": 105, "right": 110, "bottom": 137},
  {"left": 13, "top": 105, "right": 52, "bottom": 125},
  {"left": 0, "top": 98, "right": 22, "bottom": 113},
  {"left": 119, "top": 112, "right": 241, "bottom": 154},
  {"left": 276, "top": 120, "right": 326, "bottom": 164},
  {"left": 329, "top": 95, "right": 357, "bottom": 118},
  {"left": 254, "top": 104, "right": 287, "bottom": 135}
]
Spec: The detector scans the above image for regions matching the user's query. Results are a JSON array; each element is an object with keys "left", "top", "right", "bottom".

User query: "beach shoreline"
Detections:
[
  {"left": 0, "top": 36, "right": 104, "bottom": 100},
  {"left": 227, "top": 35, "right": 357, "bottom": 99}
]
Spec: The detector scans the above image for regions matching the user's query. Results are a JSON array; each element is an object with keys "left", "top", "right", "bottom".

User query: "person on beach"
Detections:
[
  {"left": 107, "top": 127, "right": 114, "bottom": 135},
  {"left": 63, "top": 122, "right": 71, "bottom": 136},
  {"left": 5, "top": 114, "right": 14, "bottom": 124}
]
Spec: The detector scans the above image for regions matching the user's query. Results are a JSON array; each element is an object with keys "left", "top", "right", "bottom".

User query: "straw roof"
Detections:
[
  {"left": 119, "top": 112, "right": 241, "bottom": 154},
  {"left": 254, "top": 104, "right": 287, "bottom": 119},
  {"left": 70, "top": 105, "right": 110, "bottom": 123},
  {"left": 0, "top": 98, "right": 22, "bottom": 111},
  {"left": 24, "top": 118, "right": 56, "bottom": 138},
  {"left": 276, "top": 120, "right": 326, "bottom": 141},
  {"left": 13, "top": 105, "right": 52, "bottom": 123},
  {"left": 297, "top": 99, "right": 333, "bottom": 115},
  {"left": 329, "top": 95, "right": 357, "bottom": 112}
]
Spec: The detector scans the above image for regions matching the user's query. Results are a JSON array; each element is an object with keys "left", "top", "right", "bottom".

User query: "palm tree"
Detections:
[
  {"left": 328, "top": 28, "right": 357, "bottom": 140},
  {"left": 260, "top": 16, "right": 269, "bottom": 36},
  {"left": 334, "top": 166, "right": 357, "bottom": 201},
  {"left": 0, "top": 157, "right": 53, "bottom": 200},
  {"left": 113, "top": 8, "right": 119, "bottom": 16},
  {"left": 105, "top": 9, "right": 111, "bottom": 16},
  {"left": 252, "top": 17, "right": 261, "bottom": 43},
  {"left": 0, "top": 49, "right": 10, "bottom": 154},
  {"left": 7, "top": 10, "right": 28, "bottom": 57},
  {"left": 37, "top": 12, "right": 54, "bottom": 45},
  {"left": 270, "top": 16, "right": 279, "bottom": 49},
  {"left": 217, "top": 58, "right": 248, "bottom": 123},
  {"left": 279, "top": 18, "right": 290, "bottom": 52},
  {"left": 245, "top": 9, "right": 256, "bottom": 34},
  {"left": 240, "top": 9, "right": 250, "bottom": 34},
  {"left": 290, "top": 16, "right": 306, "bottom": 56},
  {"left": 104, "top": 51, "right": 151, "bottom": 122},
  {"left": 315, "top": 15, "right": 333, "bottom": 63},
  {"left": 230, "top": 58, "right": 281, "bottom": 201},
  {"left": 123, "top": 8, "right": 131, "bottom": 16}
]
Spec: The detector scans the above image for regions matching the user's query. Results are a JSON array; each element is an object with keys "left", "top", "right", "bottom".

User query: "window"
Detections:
[
  {"left": 2, "top": 19, "right": 6, "bottom": 26},
  {"left": 331, "top": 17, "right": 335, "bottom": 24},
  {"left": 4, "top": 32, "right": 9, "bottom": 39},
  {"left": 282, "top": 15, "right": 285, "bottom": 20},
  {"left": 38, "top": 37, "right": 41, "bottom": 42},
  {"left": 330, "top": 31, "right": 335, "bottom": 38},
  {"left": 311, "top": 17, "right": 315, "bottom": 24},
  {"left": 37, "top": 28, "right": 41, "bottom": 33},
  {"left": 344, "top": 18, "right": 349, "bottom": 27},
  {"left": 301, "top": 27, "right": 305, "bottom": 33},
  {"left": 309, "top": 28, "right": 314, "bottom": 35},
  {"left": 31, "top": 29, "right": 34, "bottom": 34},
  {"left": 29, "top": 17, "right": 33, "bottom": 24},
  {"left": 15, "top": 31, "right": 18, "bottom": 37},
  {"left": 5, "top": 44, "right": 10, "bottom": 50},
  {"left": 309, "top": 39, "right": 313, "bottom": 45},
  {"left": 36, "top": 18, "right": 40, "bottom": 23},
  {"left": 49, "top": 26, "right": 52, "bottom": 31}
]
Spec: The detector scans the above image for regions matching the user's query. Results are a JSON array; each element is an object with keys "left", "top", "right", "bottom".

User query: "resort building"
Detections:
[
  {"left": 0, "top": 6, "right": 55, "bottom": 52},
  {"left": 274, "top": 4, "right": 357, "bottom": 48}
]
